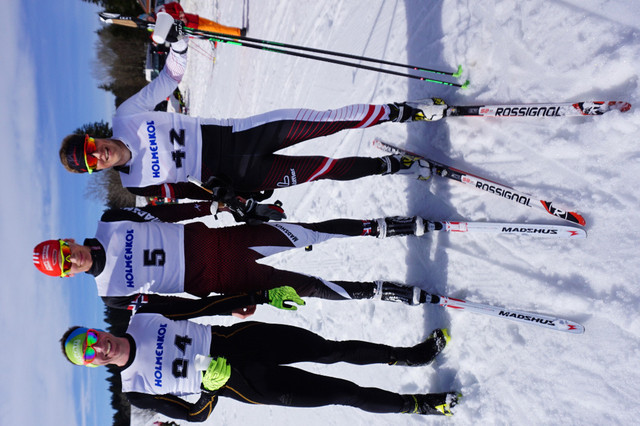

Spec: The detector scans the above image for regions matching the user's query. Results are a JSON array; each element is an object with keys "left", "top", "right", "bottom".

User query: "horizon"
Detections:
[{"left": 1, "top": 0, "right": 117, "bottom": 425}]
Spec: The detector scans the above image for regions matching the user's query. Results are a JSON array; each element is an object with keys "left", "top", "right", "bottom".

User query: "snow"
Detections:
[{"left": 137, "top": 0, "right": 640, "bottom": 424}]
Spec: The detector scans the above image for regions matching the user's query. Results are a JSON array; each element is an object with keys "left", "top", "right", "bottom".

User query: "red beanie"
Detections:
[{"left": 33, "top": 240, "right": 63, "bottom": 277}]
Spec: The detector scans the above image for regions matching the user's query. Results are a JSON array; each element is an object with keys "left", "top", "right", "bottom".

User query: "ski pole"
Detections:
[
  {"left": 425, "top": 292, "right": 584, "bottom": 334},
  {"left": 187, "top": 28, "right": 463, "bottom": 78},
  {"left": 98, "top": 12, "right": 468, "bottom": 88},
  {"left": 186, "top": 28, "right": 468, "bottom": 88}
]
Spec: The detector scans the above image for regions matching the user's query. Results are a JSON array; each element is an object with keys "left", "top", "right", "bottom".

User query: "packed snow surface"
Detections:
[{"left": 138, "top": 0, "right": 640, "bottom": 424}]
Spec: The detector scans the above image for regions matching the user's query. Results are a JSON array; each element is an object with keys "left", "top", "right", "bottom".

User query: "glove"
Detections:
[
  {"left": 202, "top": 357, "right": 231, "bottom": 391},
  {"left": 249, "top": 200, "right": 287, "bottom": 223},
  {"left": 152, "top": 12, "right": 185, "bottom": 44},
  {"left": 267, "top": 286, "right": 306, "bottom": 310},
  {"left": 231, "top": 198, "right": 287, "bottom": 224}
]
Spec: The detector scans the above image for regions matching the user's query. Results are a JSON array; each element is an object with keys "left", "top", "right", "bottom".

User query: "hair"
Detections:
[
  {"left": 59, "top": 134, "right": 86, "bottom": 173},
  {"left": 60, "top": 326, "right": 82, "bottom": 364}
]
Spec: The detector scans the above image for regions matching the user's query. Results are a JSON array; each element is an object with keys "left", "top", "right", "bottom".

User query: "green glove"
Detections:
[
  {"left": 202, "top": 357, "right": 231, "bottom": 391},
  {"left": 268, "top": 286, "right": 306, "bottom": 310}
]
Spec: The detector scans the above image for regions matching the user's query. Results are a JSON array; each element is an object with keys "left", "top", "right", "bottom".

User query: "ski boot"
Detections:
[
  {"left": 389, "top": 98, "right": 448, "bottom": 122},
  {"left": 401, "top": 392, "right": 462, "bottom": 416},
  {"left": 390, "top": 329, "right": 450, "bottom": 366},
  {"left": 375, "top": 216, "right": 429, "bottom": 238},
  {"left": 380, "top": 154, "right": 431, "bottom": 180},
  {"left": 372, "top": 280, "right": 426, "bottom": 305}
]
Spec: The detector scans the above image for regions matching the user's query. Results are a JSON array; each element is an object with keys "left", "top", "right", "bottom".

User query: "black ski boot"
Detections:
[
  {"left": 379, "top": 155, "right": 431, "bottom": 179},
  {"left": 372, "top": 280, "right": 426, "bottom": 305},
  {"left": 388, "top": 98, "right": 448, "bottom": 122},
  {"left": 375, "top": 216, "right": 426, "bottom": 238},
  {"left": 401, "top": 392, "right": 461, "bottom": 416},
  {"left": 390, "top": 328, "right": 450, "bottom": 366}
]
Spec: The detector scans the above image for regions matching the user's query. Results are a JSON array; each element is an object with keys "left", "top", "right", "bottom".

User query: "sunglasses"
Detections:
[
  {"left": 84, "top": 135, "right": 98, "bottom": 174},
  {"left": 59, "top": 240, "right": 72, "bottom": 277},
  {"left": 83, "top": 329, "right": 99, "bottom": 365}
]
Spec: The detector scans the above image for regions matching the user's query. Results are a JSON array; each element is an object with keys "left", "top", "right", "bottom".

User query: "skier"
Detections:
[
  {"left": 33, "top": 202, "right": 438, "bottom": 313},
  {"left": 61, "top": 308, "right": 459, "bottom": 421},
  {"left": 58, "top": 26, "right": 446, "bottom": 217},
  {"left": 141, "top": 2, "right": 246, "bottom": 37}
]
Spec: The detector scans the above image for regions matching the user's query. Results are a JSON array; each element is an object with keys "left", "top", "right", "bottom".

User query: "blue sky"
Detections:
[{"left": 0, "top": 0, "right": 116, "bottom": 424}]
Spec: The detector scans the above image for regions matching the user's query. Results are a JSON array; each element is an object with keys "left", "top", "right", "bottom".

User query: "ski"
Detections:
[
  {"left": 424, "top": 292, "right": 584, "bottom": 334},
  {"left": 373, "top": 139, "right": 586, "bottom": 226},
  {"left": 98, "top": 11, "right": 152, "bottom": 30},
  {"left": 445, "top": 100, "right": 631, "bottom": 118},
  {"left": 425, "top": 220, "right": 585, "bottom": 238}
]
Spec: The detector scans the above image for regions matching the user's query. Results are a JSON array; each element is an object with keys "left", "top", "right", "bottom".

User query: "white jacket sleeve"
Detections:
[{"left": 114, "top": 42, "right": 188, "bottom": 117}]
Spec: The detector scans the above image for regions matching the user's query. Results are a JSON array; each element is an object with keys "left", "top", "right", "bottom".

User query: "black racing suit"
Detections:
[{"left": 125, "top": 309, "right": 413, "bottom": 422}]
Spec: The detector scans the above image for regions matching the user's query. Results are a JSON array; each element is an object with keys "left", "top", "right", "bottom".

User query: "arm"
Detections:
[
  {"left": 138, "top": 202, "right": 217, "bottom": 223},
  {"left": 126, "top": 182, "right": 215, "bottom": 201},
  {"left": 100, "top": 203, "right": 216, "bottom": 224},
  {"left": 135, "top": 292, "right": 264, "bottom": 320},
  {"left": 114, "top": 33, "right": 188, "bottom": 116},
  {"left": 127, "top": 391, "right": 219, "bottom": 423},
  {"left": 107, "top": 287, "right": 305, "bottom": 319},
  {"left": 126, "top": 184, "right": 283, "bottom": 224}
]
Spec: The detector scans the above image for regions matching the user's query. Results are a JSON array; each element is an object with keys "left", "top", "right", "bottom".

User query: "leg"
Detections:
[
  {"left": 228, "top": 104, "right": 393, "bottom": 153},
  {"left": 184, "top": 220, "right": 372, "bottom": 295},
  {"left": 222, "top": 363, "right": 406, "bottom": 414},
  {"left": 211, "top": 322, "right": 448, "bottom": 367},
  {"left": 210, "top": 321, "right": 395, "bottom": 365},
  {"left": 184, "top": 220, "right": 431, "bottom": 301},
  {"left": 231, "top": 154, "right": 384, "bottom": 191},
  {"left": 200, "top": 104, "right": 436, "bottom": 191}
]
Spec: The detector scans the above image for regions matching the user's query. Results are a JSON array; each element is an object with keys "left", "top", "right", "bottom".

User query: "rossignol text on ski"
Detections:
[
  {"left": 444, "top": 101, "right": 631, "bottom": 117},
  {"left": 373, "top": 139, "right": 586, "bottom": 226}
]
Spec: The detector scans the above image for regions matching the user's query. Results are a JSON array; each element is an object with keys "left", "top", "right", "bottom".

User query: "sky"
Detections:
[{"left": 0, "top": 0, "right": 115, "bottom": 424}]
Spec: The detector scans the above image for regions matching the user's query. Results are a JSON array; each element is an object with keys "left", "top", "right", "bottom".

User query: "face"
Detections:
[
  {"left": 86, "top": 330, "right": 130, "bottom": 367},
  {"left": 90, "top": 138, "right": 131, "bottom": 170},
  {"left": 62, "top": 239, "right": 93, "bottom": 276}
]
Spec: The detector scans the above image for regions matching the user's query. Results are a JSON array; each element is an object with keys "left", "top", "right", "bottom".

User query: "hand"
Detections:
[
  {"left": 202, "top": 357, "right": 231, "bottom": 391},
  {"left": 166, "top": 20, "right": 185, "bottom": 43},
  {"left": 152, "top": 12, "right": 184, "bottom": 44},
  {"left": 231, "top": 305, "right": 256, "bottom": 319},
  {"left": 244, "top": 199, "right": 287, "bottom": 224},
  {"left": 230, "top": 198, "right": 287, "bottom": 224},
  {"left": 268, "top": 286, "right": 305, "bottom": 310}
]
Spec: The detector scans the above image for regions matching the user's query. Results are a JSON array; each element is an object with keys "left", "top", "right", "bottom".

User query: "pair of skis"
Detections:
[
  {"left": 375, "top": 102, "right": 633, "bottom": 229},
  {"left": 417, "top": 215, "right": 584, "bottom": 334},
  {"left": 374, "top": 137, "right": 589, "bottom": 226},
  {"left": 376, "top": 98, "right": 631, "bottom": 226}
]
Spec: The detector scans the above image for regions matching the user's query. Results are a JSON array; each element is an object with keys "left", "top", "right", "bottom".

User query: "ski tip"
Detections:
[
  {"left": 453, "top": 64, "right": 463, "bottom": 78},
  {"left": 461, "top": 80, "right": 470, "bottom": 89},
  {"left": 561, "top": 321, "right": 585, "bottom": 334},
  {"left": 574, "top": 213, "right": 586, "bottom": 227},
  {"left": 609, "top": 101, "right": 632, "bottom": 112},
  {"left": 566, "top": 228, "right": 587, "bottom": 238},
  {"left": 540, "top": 201, "right": 586, "bottom": 226}
]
